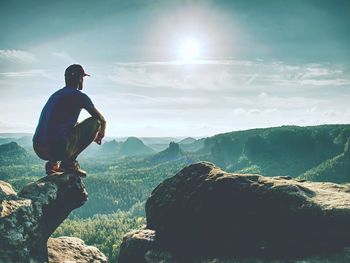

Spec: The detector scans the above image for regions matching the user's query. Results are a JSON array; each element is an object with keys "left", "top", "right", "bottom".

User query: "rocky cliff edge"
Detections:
[
  {"left": 0, "top": 173, "right": 107, "bottom": 263},
  {"left": 119, "top": 162, "right": 350, "bottom": 263}
]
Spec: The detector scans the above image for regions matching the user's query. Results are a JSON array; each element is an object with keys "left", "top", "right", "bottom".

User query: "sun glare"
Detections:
[{"left": 179, "top": 38, "right": 200, "bottom": 61}]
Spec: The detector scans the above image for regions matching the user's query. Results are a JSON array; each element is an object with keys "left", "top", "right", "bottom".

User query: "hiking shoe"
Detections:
[
  {"left": 45, "top": 161, "right": 64, "bottom": 175},
  {"left": 61, "top": 160, "right": 87, "bottom": 177}
]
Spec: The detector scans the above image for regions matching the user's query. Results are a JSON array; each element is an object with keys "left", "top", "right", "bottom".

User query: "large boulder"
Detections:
[
  {"left": 0, "top": 173, "right": 103, "bottom": 263},
  {"left": 119, "top": 162, "right": 350, "bottom": 262}
]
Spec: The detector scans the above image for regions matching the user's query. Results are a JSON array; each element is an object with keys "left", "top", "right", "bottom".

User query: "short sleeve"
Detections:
[{"left": 81, "top": 93, "right": 94, "bottom": 111}]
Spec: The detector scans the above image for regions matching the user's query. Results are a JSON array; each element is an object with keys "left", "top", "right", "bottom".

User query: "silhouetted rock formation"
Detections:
[
  {"left": 150, "top": 142, "right": 185, "bottom": 163},
  {"left": 119, "top": 162, "right": 350, "bottom": 262},
  {"left": 0, "top": 173, "right": 106, "bottom": 263}
]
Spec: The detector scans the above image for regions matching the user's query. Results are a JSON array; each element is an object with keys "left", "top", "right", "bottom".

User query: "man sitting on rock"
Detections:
[{"left": 33, "top": 64, "right": 106, "bottom": 176}]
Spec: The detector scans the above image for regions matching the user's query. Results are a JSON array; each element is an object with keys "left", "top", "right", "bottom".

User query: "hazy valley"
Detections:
[{"left": 1, "top": 124, "right": 350, "bottom": 261}]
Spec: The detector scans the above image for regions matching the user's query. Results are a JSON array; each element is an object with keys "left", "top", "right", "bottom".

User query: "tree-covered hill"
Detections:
[
  {"left": 118, "top": 137, "right": 155, "bottom": 157},
  {"left": 201, "top": 125, "right": 350, "bottom": 178},
  {"left": 0, "top": 142, "right": 36, "bottom": 166},
  {"left": 299, "top": 138, "right": 350, "bottom": 183}
]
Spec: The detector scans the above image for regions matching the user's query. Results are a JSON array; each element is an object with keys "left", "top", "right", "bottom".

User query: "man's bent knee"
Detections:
[
  {"left": 89, "top": 117, "right": 101, "bottom": 133},
  {"left": 83, "top": 117, "right": 101, "bottom": 132}
]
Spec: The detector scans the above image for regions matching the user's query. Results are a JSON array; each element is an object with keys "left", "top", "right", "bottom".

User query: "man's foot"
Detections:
[
  {"left": 61, "top": 160, "right": 87, "bottom": 177},
  {"left": 45, "top": 161, "right": 64, "bottom": 175}
]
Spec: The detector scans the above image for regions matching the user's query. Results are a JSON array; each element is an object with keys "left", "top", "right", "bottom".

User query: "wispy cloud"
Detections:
[
  {"left": 51, "top": 51, "right": 76, "bottom": 64},
  {"left": 0, "top": 69, "right": 53, "bottom": 78},
  {"left": 109, "top": 59, "right": 264, "bottom": 90},
  {"left": 113, "top": 59, "right": 256, "bottom": 67},
  {"left": 0, "top": 49, "right": 37, "bottom": 63},
  {"left": 300, "top": 78, "right": 350, "bottom": 86},
  {"left": 108, "top": 59, "right": 350, "bottom": 92}
]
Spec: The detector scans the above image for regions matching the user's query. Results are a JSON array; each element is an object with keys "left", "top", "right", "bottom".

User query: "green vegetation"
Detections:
[
  {"left": 52, "top": 211, "right": 145, "bottom": 262},
  {"left": 74, "top": 157, "right": 194, "bottom": 217},
  {"left": 206, "top": 125, "right": 348, "bottom": 177},
  {"left": 1, "top": 124, "right": 350, "bottom": 261}
]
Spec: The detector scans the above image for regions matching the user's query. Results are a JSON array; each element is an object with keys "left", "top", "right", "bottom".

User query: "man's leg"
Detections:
[
  {"left": 33, "top": 142, "right": 62, "bottom": 175},
  {"left": 60, "top": 117, "right": 101, "bottom": 174}
]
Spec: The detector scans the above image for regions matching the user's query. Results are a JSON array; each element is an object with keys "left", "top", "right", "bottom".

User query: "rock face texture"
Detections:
[
  {"left": 118, "top": 229, "right": 157, "bottom": 263},
  {"left": 48, "top": 236, "right": 108, "bottom": 263},
  {"left": 0, "top": 173, "right": 106, "bottom": 263},
  {"left": 119, "top": 162, "right": 350, "bottom": 263}
]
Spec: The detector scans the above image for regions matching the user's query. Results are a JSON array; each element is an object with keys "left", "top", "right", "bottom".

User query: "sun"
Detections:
[{"left": 179, "top": 38, "right": 200, "bottom": 61}]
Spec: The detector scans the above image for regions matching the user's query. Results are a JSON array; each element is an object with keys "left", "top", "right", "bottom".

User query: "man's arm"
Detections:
[{"left": 86, "top": 106, "right": 106, "bottom": 144}]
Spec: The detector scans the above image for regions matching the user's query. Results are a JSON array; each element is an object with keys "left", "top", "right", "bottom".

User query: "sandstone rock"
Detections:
[
  {"left": 48, "top": 236, "right": 108, "bottom": 263},
  {"left": 118, "top": 229, "right": 156, "bottom": 263},
  {"left": 118, "top": 162, "right": 350, "bottom": 262},
  {"left": 145, "top": 250, "right": 350, "bottom": 262},
  {"left": 144, "top": 250, "right": 175, "bottom": 263},
  {"left": 0, "top": 173, "right": 93, "bottom": 263}
]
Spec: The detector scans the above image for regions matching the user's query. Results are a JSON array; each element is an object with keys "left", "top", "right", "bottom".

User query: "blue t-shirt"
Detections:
[{"left": 33, "top": 87, "right": 94, "bottom": 146}]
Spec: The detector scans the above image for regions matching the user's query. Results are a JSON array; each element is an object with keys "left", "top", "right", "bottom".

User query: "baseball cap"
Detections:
[{"left": 64, "top": 64, "right": 90, "bottom": 77}]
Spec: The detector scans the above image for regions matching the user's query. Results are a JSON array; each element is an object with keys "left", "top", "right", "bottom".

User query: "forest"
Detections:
[{"left": 1, "top": 124, "right": 350, "bottom": 260}]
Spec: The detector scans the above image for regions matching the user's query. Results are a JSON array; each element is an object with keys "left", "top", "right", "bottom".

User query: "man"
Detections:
[{"left": 33, "top": 64, "right": 106, "bottom": 176}]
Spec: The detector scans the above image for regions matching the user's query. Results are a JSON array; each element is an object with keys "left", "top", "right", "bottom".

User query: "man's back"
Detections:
[{"left": 33, "top": 87, "right": 94, "bottom": 146}]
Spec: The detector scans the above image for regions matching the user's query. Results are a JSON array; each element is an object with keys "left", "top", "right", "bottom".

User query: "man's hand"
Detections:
[
  {"left": 86, "top": 106, "right": 106, "bottom": 145},
  {"left": 94, "top": 131, "right": 105, "bottom": 145}
]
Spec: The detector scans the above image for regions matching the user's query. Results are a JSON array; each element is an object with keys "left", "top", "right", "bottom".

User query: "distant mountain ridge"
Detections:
[
  {"left": 201, "top": 124, "right": 350, "bottom": 182},
  {"left": 2, "top": 124, "right": 350, "bottom": 183},
  {"left": 149, "top": 142, "right": 185, "bottom": 163},
  {"left": 119, "top": 137, "right": 155, "bottom": 157},
  {"left": 0, "top": 133, "right": 32, "bottom": 138},
  {"left": 178, "top": 137, "right": 196, "bottom": 144},
  {"left": 0, "top": 142, "right": 32, "bottom": 166},
  {"left": 94, "top": 137, "right": 154, "bottom": 158}
]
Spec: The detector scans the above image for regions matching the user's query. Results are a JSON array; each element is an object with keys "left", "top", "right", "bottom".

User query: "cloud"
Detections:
[
  {"left": 108, "top": 59, "right": 265, "bottom": 91},
  {"left": 300, "top": 78, "right": 350, "bottom": 86},
  {"left": 108, "top": 59, "right": 350, "bottom": 94},
  {"left": 0, "top": 49, "right": 37, "bottom": 63},
  {"left": 0, "top": 69, "right": 47, "bottom": 78},
  {"left": 0, "top": 69, "right": 58, "bottom": 81},
  {"left": 258, "top": 92, "right": 267, "bottom": 98},
  {"left": 1, "top": 57, "right": 349, "bottom": 136},
  {"left": 51, "top": 51, "right": 76, "bottom": 64}
]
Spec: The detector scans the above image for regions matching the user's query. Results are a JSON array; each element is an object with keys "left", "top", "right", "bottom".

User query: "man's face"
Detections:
[{"left": 78, "top": 76, "right": 84, "bottom": 90}]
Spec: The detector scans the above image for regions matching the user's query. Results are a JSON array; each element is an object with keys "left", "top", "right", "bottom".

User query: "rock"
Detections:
[
  {"left": 147, "top": 251, "right": 350, "bottom": 263},
  {"left": 118, "top": 229, "right": 157, "bottom": 263},
  {"left": 119, "top": 162, "right": 350, "bottom": 262},
  {"left": 0, "top": 173, "right": 94, "bottom": 263},
  {"left": 48, "top": 236, "right": 108, "bottom": 263},
  {"left": 118, "top": 229, "right": 175, "bottom": 263},
  {"left": 0, "top": 180, "right": 17, "bottom": 198},
  {"left": 144, "top": 250, "right": 175, "bottom": 263}
]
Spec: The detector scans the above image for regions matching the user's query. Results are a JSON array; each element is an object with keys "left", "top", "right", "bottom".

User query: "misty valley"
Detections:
[{"left": 1, "top": 124, "right": 350, "bottom": 261}]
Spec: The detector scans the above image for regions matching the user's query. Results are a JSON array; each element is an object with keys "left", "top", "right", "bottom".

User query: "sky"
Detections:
[{"left": 0, "top": 0, "right": 349, "bottom": 137}]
